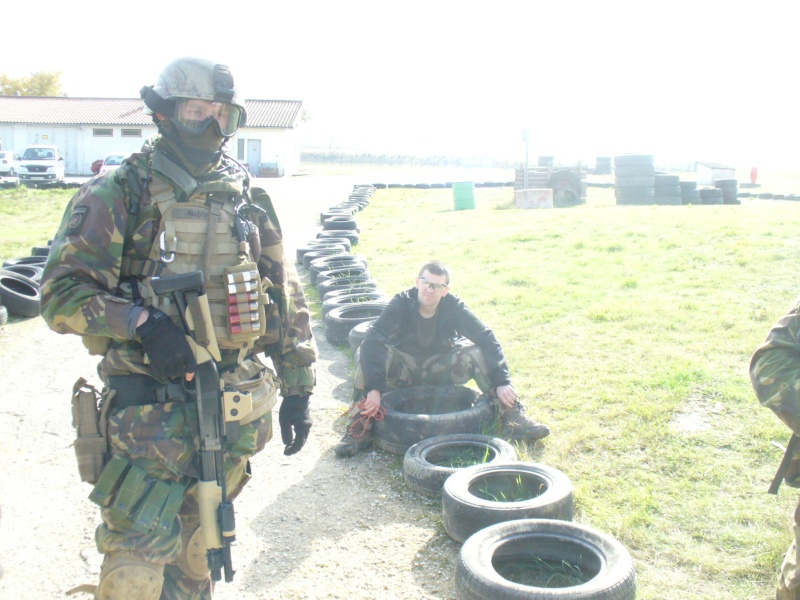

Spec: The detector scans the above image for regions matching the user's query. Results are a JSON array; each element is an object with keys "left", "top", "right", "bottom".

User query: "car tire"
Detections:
[
  {"left": 317, "top": 275, "right": 375, "bottom": 298},
  {"left": 324, "top": 301, "right": 388, "bottom": 346},
  {"left": 455, "top": 519, "right": 636, "bottom": 600},
  {"left": 2, "top": 256, "right": 48, "bottom": 268},
  {"left": 373, "top": 385, "right": 496, "bottom": 456},
  {"left": 443, "top": 462, "right": 574, "bottom": 544},
  {"left": 348, "top": 317, "right": 378, "bottom": 354},
  {"left": 1, "top": 264, "right": 44, "bottom": 283},
  {"left": 0, "top": 272, "right": 41, "bottom": 318},
  {"left": 403, "top": 434, "right": 517, "bottom": 498},
  {"left": 322, "top": 216, "right": 359, "bottom": 231},
  {"left": 322, "top": 292, "right": 388, "bottom": 318}
]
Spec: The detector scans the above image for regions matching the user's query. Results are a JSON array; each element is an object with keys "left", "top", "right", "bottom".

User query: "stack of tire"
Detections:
[
  {"left": 594, "top": 156, "right": 612, "bottom": 174},
  {"left": 699, "top": 187, "right": 724, "bottom": 205},
  {"left": 715, "top": 179, "right": 740, "bottom": 205},
  {"left": 372, "top": 383, "right": 637, "bottom": 599},
  {"left": 614, "top": 154, "right": 655, "bottom": 205},
  {"left": 680, "top": 181, "right": 700, "bottom": 204},
  {"left": 1, "top": 244, "right": 49, "bottom": 322},
  {"left": 296, "top": 185, "right": 390, "bottom": 348},
  {"left": 654, "top": 174, "right": 682, "bottom": 205}
]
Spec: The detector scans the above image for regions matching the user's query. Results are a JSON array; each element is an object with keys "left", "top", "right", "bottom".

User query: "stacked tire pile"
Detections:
[
  {"left": 715, "top": 178, "right": 740, "bottom": 204},
  {"left": 614, "top": 154, "right": 655, "bottom": 205},
  {"left": 0, "top": 244, "right": 49, "bottom": 324},
  {"left": 699, "top": 187, "right": 724, "bottom": 205},
  {"left": 296, "top": 185, "right": 390, "bottom": 349},
  {"left": 654, "top": 174, "right": 682, "bottom": 205},
  {"left": 680, "top": 181, "right": 700, "bottom": 204},
  {"left": 366, "top": 383, "right": 636, "bottom": 599}
]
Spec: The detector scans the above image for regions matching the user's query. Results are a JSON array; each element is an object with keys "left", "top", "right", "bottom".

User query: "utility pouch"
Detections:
[
  {"left": 71, "top": 377, "right": 108, "bottom": 484},
  {"left": 224, "top": 262, "right": 268, "bottom": 343}
]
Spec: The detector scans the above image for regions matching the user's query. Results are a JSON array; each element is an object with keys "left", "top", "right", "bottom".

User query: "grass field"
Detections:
[
  {"left": 348, "top": 179, "right": 800, "bottom": 599},
  {"left": 4, "top": 167, "right": 800, "bottom": 598}
]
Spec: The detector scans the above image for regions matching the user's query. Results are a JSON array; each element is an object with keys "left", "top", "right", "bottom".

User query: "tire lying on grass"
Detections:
[
  {"left": 443, "top": 462, "right": 574, "bottom": 543},
  {"left": 455, "top": 519, "right": 636, "bottom": 600},
  {"left": 403, "top": 434, "right": 517, "bottom": 498},
  {"left": 322, "top": 291, "right": 388, "bottom": 317},
  {"left": 317, "top": 230, "right": 360, "bottom": 245},
  {"left": 2, "top": 256, "right": 48, "bottom": 268},
  {"left": 373, "top": 385, "right": 496, "bottom": 456},
  {"left": 317, "top": 275, "right": 375, "bottom": 298},
  {"left": 0, "top": 271, "right": 41, "bottom": 317}
]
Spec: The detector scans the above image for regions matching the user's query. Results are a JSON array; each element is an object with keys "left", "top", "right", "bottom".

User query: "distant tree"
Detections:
[{"left": 0, "top": 71, "right": 63, "bottom": 96}]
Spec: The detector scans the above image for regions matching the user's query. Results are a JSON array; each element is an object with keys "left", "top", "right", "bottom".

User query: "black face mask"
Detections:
[{"left": 158, "top": 119, "right": 225, "bottom": 171}]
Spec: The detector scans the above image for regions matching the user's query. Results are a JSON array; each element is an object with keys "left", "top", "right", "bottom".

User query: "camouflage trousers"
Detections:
[
  {"left": 95, "top": 399, "right": 273, "bottom": 600},
  {"left": 778, "top": 498, "right": 800, "bottom": 600},
  {"left": 349, "top": 342, "right": 496, "bottom": 427}
]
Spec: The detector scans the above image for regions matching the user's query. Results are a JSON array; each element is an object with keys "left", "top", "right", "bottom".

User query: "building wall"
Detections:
[
  {"left": 697, "top": 165, "right": 736, "bottom": 186},
  {"left": 1, "top": 123, "right": 301, "bottom": 176}
]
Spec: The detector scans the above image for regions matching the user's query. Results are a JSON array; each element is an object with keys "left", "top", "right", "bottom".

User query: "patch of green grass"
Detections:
[
  {"left": 0, "top": 186, "right": 73, "bottom": 260},
  {"left": 354, "top": 184, "right": 800, "bottom": 599}
]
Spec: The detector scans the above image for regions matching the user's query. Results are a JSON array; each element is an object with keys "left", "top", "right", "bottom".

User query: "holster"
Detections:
[{"left": 71, "top": 377, "right": 112, "bottom": 484}]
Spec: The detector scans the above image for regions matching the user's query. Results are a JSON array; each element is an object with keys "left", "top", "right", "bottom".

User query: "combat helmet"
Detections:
[{"left": 140, "top": 57, "right": 247, "bottom": 138}]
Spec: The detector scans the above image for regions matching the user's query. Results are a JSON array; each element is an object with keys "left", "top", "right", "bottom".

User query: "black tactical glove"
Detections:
[
  {"left": 136, "top": 308, "right": 197, "bottom": 382},
  {"left": 279, "top": 394, "right": 312, "bottom": 456}
]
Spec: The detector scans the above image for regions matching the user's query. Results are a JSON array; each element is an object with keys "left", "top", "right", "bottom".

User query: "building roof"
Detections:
[
  {"left": 0, "top": 97, "right": 304, "bottom": 128},
  {"left": 696, "top": 161, "right": 736, "bottom": 170}
]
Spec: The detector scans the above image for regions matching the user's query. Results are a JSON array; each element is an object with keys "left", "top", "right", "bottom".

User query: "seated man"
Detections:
[{"left": 335, "top": 259, "right": 550, "bottom": 457}]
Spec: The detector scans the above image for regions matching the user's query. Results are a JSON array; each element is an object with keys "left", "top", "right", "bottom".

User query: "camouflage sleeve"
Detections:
[
  {"left": 40, "top": 173, "right": 135, "bottom": 340},
  {"left": 750, "top": 298, "right": 800, "bottom": 434},
  {"left": 251, "top": 187, "right": 317, "bottom": 396}
]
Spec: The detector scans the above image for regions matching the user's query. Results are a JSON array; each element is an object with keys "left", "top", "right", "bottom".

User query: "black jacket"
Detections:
[{"left": 360, "top": 287, "right": 511, "bottom": 393}]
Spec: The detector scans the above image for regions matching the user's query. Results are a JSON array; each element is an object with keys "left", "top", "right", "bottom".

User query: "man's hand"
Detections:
[
  {"left": 136, "top": 308, "right": 196, "bottom": 382},
  {"left": 279, "top": 394, "right": 312, "bottom": 456},
  {"left": 360, "top": 389, "right": 382, "bottom": 417},
  {"left": 495, "top": 384, "right": 518, "bottom": 408}
]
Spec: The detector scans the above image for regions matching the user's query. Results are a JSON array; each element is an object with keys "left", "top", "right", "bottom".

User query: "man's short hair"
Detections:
[{"left": 419, "top": 260, "right": 450, "bottom": 285}]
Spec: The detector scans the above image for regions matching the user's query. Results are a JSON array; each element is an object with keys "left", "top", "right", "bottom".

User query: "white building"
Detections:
[
  {"left": 0, "top": 96, "right": 308, "bottom": 176},
  {"left": 695, "top": 161, "right": 737, "bottom": 186}
]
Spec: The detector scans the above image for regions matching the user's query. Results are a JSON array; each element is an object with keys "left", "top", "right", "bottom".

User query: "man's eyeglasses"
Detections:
[{"left": 419, "top": 276, "right": 448, "bottom": 292}]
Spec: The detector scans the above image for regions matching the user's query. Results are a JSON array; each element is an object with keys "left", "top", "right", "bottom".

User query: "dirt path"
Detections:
[{"left": 0, "top": 174, "right": 460, "bottom": 599}]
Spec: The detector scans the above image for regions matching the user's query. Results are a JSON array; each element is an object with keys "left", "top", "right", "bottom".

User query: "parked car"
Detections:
[
  {"left": 99, "top": 153, "right": 126, "bottom": 174},
  {"left": 0, "top": 150, "right": 21, "bottom": 177},
  {"left": 18, "top": 145, "right": 66, "bottom": 187}
]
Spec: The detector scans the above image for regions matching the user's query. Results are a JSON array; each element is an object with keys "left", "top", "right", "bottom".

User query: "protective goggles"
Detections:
[{"left": 171, "top": 98, "right": 244, "bottom": 137}]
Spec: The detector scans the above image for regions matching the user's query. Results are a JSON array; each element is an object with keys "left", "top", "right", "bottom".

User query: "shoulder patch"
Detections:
[{"left": 66, "top": 206, "right": 89, "bottom": 236}]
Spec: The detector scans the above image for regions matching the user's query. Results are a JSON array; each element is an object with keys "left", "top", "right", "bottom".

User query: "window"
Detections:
[
  {"left": 93, "top": 128, "right": 113, "bottom": 137},
  {"left": 121, "top": 129, "right": 142, "bottom": 137},
  {"left": 237, "top": 139, "right": 245, "bottom": 161}
]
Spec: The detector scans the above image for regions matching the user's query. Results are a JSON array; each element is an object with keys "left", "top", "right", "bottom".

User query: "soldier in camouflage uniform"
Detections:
[
  {"left": 335, "top": 260, "right": 550, "bottom": 457},
  {"left": 751, "top": 299, "right": 800, "bottom": 599},
  {"left": 40, "top": 57, "right": 317, "bottom": 599}
]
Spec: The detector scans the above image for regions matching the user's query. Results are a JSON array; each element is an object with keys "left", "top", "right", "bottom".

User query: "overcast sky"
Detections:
[{"left": 8, "top": 0, "right": 799, "bottom": 167}]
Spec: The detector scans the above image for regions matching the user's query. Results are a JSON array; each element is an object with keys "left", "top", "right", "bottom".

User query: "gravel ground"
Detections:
[{"left": 0, "top": 173, "right": 463, "bottom": 599}]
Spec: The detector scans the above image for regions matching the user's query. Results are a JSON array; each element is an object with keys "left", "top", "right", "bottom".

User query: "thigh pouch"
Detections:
[{"left": 89, "top": 455, "right": 187, "bottom": 537}]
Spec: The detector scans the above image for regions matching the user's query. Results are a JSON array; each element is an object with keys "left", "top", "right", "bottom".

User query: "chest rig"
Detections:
[{"left": 121, "top": 152, "right": 275, "bottom": 354}]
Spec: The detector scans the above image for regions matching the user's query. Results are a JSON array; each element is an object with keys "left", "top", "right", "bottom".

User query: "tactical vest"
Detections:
[{"left": 119, "top": 152, "right": 278, "bottom": 355}]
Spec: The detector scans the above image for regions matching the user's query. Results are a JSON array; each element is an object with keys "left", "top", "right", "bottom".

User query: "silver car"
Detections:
[{"left": 0, "top": 150, "right": 21, "bottom": 176}]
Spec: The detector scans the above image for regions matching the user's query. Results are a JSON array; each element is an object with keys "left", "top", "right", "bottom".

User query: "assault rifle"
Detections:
[
  {"left": 769, "top": 433, "right": 800, "bottom": 495},
  {"left": 151, "top": 271, "right": 252, "bottom": 583}
]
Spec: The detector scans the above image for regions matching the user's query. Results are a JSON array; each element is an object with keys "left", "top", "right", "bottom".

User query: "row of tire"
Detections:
[
  {"left": 0, "top": 245, "right": 50, "bottom": 323},
  {"left": 371, "top": 384, "right": 635, "bottom": 599},
  {"left": 299, "top": 191, "right": 636, "bottom": 598}
]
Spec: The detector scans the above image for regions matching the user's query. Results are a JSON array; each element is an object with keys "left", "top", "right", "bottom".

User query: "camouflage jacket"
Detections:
[
  {"left": 40, "top": 144, "right": 316, "bottom": 396},
  {"left": 750, "top": 298, "right": 800, "bottom": 434}
]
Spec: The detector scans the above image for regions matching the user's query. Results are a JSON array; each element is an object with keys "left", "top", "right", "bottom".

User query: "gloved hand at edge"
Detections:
[
  {"left": 136, "top": 308, "right": 197, "bottom": 382},
  {"left": 279, "top": 394, "right": 312, "bottom": 456}
]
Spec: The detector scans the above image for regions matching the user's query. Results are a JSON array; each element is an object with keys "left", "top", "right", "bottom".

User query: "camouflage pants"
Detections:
[
  {"left": 96, "top": 399, "right": 273, "bottom": 600},
  {"left": 778, "top": 498, "right": 800, "bottom": 600},
  {"left": 349, "top": 342, "right": 497, "bottom": 429}
]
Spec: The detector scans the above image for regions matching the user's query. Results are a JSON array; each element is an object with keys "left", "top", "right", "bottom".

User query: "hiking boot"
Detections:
[
  {"left": 334, "top": 428, "right": 373, "bottom": 457},
  {"left": 499, "top": 401, "right": 551, "bottom": 441}
]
